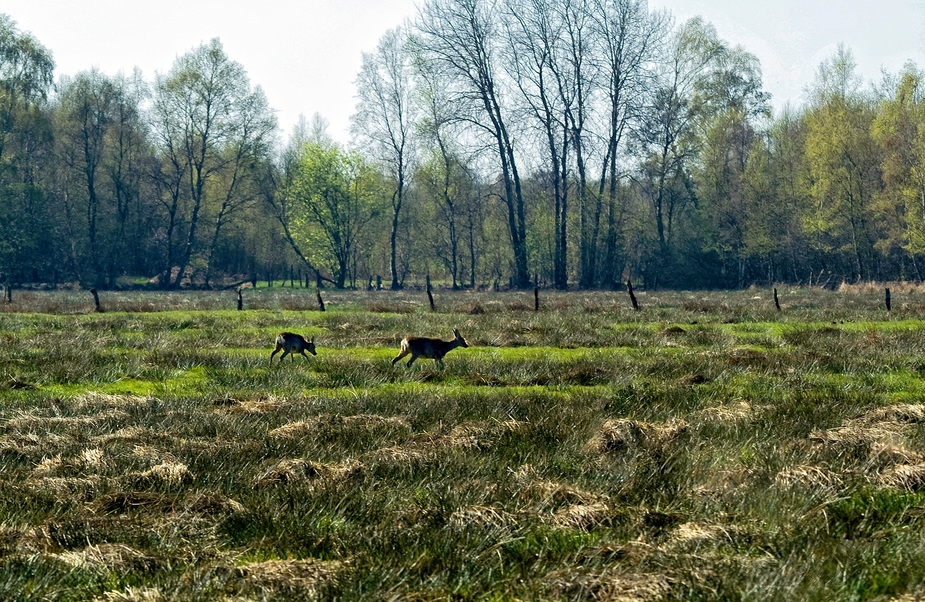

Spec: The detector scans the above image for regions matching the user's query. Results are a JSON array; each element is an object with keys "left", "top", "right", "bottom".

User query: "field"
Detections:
[{"left": 3, "top": 286, "right": 925, "bottom": 600}]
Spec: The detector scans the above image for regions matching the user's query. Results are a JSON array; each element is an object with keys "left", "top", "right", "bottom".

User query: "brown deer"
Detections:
[
  {"left": 392, "top": 329, "right": 468, "bottom": 368},
  {"left": 270, "top": 332, "right": 316, "bottom": 363}
]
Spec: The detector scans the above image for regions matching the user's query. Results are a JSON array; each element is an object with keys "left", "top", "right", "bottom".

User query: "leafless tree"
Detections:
[
  {"left": 353, "top": 26, "right": 418, "bottom": 290},
  {"left": 415, "top": 0, "right": 531, "bottom": 288}
]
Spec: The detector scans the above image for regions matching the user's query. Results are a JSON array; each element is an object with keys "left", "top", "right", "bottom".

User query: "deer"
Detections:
[
  {"left": 270, "top": 332, "right": 316, "bottom": 363},
  {"left": 392, "top": 328, "right": 468, "bottom": 368}
]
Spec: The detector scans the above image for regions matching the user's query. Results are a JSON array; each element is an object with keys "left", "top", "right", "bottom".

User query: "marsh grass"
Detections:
[{"left": 3, "top": 287, "right": 925, "bottom": 599}]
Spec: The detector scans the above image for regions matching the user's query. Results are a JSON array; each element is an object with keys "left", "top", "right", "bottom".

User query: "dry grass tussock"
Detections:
[
  {"left": 690, "top": 401, "right": 769, "bottom": 426},
  {"left": 367, "top": 420, "right": 529, "bottom": 466},
  {"left": 256, "top": 458, "right": 361, "bottom": 486},
  {"left": 514, "top": 465, "right": 610, "bottom": 509},
  {"left": 449, "top": 505, "right": 517, "bottom": 530},
  {"left": 837, "top": 280, "right": 925, "bottom": 294},
  {"left": 664, "top": 521, "right": 751, "bottom": 552},
  {"left": 55, "top": 543, "right": 158, "bottom": 573},
  {"left": 549, "top": 502, "right": 610, "bottom": 530},
  {"left": 93, "top": 587, "right": 166, "bottom": 602},
  {"left": 268, "top": 413, "right": 412, "bottom": 439},
  {"left": 217, "top": 395, "right": 289, "bottom": 415},
  {"left": 589, "top": 419, "right": 689, "bottom": 455},
  {"left": 878, "top": 464, "right": 925, "bottom": 491},
  {"left": 129, "top": 462, "right": 193, "bottom": 487},
  {"left": 4, "top": 408, "right": 129, "bottom": 432},
  {"left": 545, "top": 567, "right": 673, "bottom": 602},
  {"left": 231, "top": 558, "right": 348, "bottom": 597},
  {"left": 808, "top": 403, "right": 925, "bottom": 465},
  {"left": 774, "top": 465, "right": 844, "bottom": 492}
]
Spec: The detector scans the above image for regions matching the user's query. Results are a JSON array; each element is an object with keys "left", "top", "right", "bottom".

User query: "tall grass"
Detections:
[{"left": 1, "top": 287, "right": 925, "bottom": 599}]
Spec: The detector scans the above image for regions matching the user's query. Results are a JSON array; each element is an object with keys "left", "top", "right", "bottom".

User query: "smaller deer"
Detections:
[
  {"left": 270, "top": 332, "right": 316, "bottom": 363},
  {"left": 392, "top": 328, "right": 468, "bottom": 368}
]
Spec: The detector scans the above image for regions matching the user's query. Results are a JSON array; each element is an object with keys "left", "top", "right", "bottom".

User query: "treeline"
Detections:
[{"left": 1, "top": 2, "right": 924, "bottom": 292}]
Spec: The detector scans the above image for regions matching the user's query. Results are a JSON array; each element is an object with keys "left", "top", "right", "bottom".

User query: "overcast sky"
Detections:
[{"left": 7, "top": 0, "right": 925, "bottom": 143}]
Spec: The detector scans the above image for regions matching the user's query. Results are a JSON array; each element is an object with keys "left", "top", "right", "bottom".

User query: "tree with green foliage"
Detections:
[
  {"left": 803, "top": 46, "right": 882, "bottom": 281},
  {"left": 284, "top": 142, "right": 382, "bottom": 289},
  {"left": 0, "top": 14, "right": 54, "bottom": 293},
  {"left": 151, "top": 38, "right": 276, "bottom": 288},
  {"left": 693, "top": 46, "right": 770, "bottom": 286},
  {"left": 635, "top": 17, "right": 724, "bottom": 285},
  {"left": 871, "top": 64, "right": 925, "bottom": 278}
]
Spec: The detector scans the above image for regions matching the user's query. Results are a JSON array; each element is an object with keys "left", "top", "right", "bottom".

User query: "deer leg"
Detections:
[
  {"left": 406, "top": 353, "right": 419, "bottom": 366},
  {"left": 392, "top": 349, "right": 409, "bottom": 365},
  {"left": 270, "top": 346, "right": 282, "bottom": 362},
  {"left": 278, "top": 350, "right": 290, "bottom": 362}
]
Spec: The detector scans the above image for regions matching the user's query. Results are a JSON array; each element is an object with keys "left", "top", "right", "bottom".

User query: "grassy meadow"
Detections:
[{"left": 3, "top": 286, "right": 925, "bottom": 600}]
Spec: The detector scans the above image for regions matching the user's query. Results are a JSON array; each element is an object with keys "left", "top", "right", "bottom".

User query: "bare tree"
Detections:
[
  {"left": 151, "top": 38, "right": 275, "bottom": 288},
  {"left": 415, "top": 0, "right": 531, "bottom": 288},
  {"left": 353, "top": 26, "right": 418, "bottom": 290},
  {"left": 590, "top": 0, "right": 666, "bottom": 287},
  {"left": 503, "top": 0, "right": 572, "bottom": 289}
]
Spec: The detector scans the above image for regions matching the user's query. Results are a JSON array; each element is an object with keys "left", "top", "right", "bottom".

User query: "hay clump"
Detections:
[
  {"left": 26, "top": 476, "right": 101, "bottom": 499},
  {"left": 55, "top": 543, "right": 158, "bottom": 573},
  {"left": 691, "top": 401, "right": 766, "bottom": 426},
  {"left": 233, "top": 558, "right": 347, "bottom": 596},
  {"left": 92, "top": 491, "right": 176, "bottom": 514},
  {"left": 545, "top": 568, "right": 673, "bottom": 602},
  {"left": 93, "top": 426, "right": 159, "bottom": 445},
  {"left": 255, "top": 458, "right": 360, "bottom": 486},
  {"left": 181, "top": 492, "right": 245, "bottom": 515},
  {"left": 93, "top": 587, "right": 165, "bottom": 602},
  {"left": 517, "top": 476, "right": 609, "bottom": 510},
  {"left": 857, "top": 404, "right": 925, "bottom": 424},
  {"left": 666, "top": 522, "right": 747, "bottom": 550},
  {"left": 549, "top": 502, "right": 610, "bottom": 530},
  {"left": 220, "top": 395, "right": 288, "bottom": 415},
  {"left": 879, "top": 464, "right": 925, "bottom": 491},
  {"left": 129, "top": 462, "right": 193, "bottom": 487},
  {"left": 6, "top": 408, "right": 129, "bottom": 432},
  {"left": 590, "top": 418, "right": 689, "bottom": 455},
  {"left": 774, "top": 465, "right": 844, "bottom": 492},
  {"left": 269, "top": 413, "right": 412, "bottom": 439},
  {"left": 449, "top": 505, "right": 516, "bottom": 530}
]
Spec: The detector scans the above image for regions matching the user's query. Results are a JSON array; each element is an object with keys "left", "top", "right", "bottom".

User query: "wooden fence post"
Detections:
[
  {"left": 885, "top": 287, "right": 891, "bottom": 311},
  {"left": 90, "top": 289, "right": 102, "bottom": 313},
  {"left": 627, "top": 280, "right": 640, "bottom": 311},
  {"left": 774, "top": 287, "right": 781, "bottom": 312},
  {"left": 317, "top": 291, "right": 326, "bottom": 312}
]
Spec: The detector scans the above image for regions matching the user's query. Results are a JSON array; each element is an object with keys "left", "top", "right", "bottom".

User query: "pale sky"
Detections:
[{"left": 6, "top": 1, "right": 925, "bottom": 143}]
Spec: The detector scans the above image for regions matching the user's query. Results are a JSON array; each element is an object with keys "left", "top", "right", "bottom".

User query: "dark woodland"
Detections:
[{"left": 1, "top": 1, "right": 924, "bottom": 293}]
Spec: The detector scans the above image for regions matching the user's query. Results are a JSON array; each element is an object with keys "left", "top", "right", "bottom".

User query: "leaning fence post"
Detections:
[
  {"left": 627, "top": 280, "right": 640, "bottom": 311},
  {"left": 885, "top": 287, "right": 891, "bottom": 311},
  {"left": 317, "top": 291, "right": 326, "bottom": 312},
  {"left": 774, "top": 287, "right": 781, "bottom": 312},
  {"left": 90, "top": 288, "right": 102, "bottom": 313}
]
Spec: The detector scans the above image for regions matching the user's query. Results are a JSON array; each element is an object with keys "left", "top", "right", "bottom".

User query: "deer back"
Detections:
[
  {"left": 409, "top": 329, "right": 467, "bottom": 359},
  {"left": 278, "top": 332, "right": 316, "bottom": 355}
]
